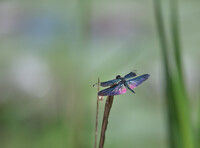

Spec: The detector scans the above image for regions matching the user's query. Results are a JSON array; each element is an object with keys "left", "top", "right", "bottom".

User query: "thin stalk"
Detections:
[
  {"left": 154, "top": 0, "right": 195, "bottom": 148},
  {"left": 154, "top": 0, "right": 169, "bottom": 71},
  {"left": 197, "top": 84, "right": 200, "bottom": 147},
  {"left": 171, "top": 77, "right": 194, "bottom": 148},
  {"left": 94, "top": 78, "right": 100, "bottom": 148},
  {"left": 153, "top": 1, "right": 178, "bottom": 147},
  {"left": 169, "top": 0, "right": 195, "bottom": 148},
  {"left": 99, "top": 96, "right": 114, "bottom": 148},
  {"left": 169, "top": 0, "right": 183, "bottom": 81}
]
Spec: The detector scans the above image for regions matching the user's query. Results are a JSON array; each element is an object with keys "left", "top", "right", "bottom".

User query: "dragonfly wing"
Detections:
[
  {"left": 124, "top": 72, "right": 137, "bottom": 80},
  {"left": 98, "top": 82, "right": 127, "bottom": 96},
  {"left": 100, "top": 79, "right": 121, "bottom": 87},
  {"left": 127, "top": 74, "right": 150, "bottom": 89}
]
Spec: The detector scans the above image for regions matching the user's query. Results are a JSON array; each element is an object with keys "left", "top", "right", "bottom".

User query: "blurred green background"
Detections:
[{"left": 0, "top": 0, "right": 200, "bottom": 148}]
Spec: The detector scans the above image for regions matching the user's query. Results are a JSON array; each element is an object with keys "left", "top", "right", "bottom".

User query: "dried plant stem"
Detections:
[
  {"left": 94, "top": 78, "right": 100, "bottom": 148},
  {"left": 99, "top": 95, "right": 114, "bottom": 148}
]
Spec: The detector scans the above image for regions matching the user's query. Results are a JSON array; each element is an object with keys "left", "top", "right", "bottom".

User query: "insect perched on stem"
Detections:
[{"left": 93, "top": 72, "right": 150, "bottom": 96}]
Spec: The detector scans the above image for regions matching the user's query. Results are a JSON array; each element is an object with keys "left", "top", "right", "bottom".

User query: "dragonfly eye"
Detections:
[{"left": 116, "top": 75, "right": 121, "bottom": 79}]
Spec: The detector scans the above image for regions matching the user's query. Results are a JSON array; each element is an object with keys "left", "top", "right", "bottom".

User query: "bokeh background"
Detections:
[{"left": 0, "top": 0, "right": 200, "bottom": 148}]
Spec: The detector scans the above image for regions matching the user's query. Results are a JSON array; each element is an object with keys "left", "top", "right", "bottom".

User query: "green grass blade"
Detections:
[
  {"left": 153, "top": 0, "right": 180, "bottom": 147},
  {"left": 169, "top": 0, "right": 195, "bottom": 147},
  {"left": 154, "top": 0, "right": 195, "bottom": 148}
]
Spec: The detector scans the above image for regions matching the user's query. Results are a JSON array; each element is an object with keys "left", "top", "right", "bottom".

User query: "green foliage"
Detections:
[{"left": 154, "top": 0, "right": 195, "bottom": 148}]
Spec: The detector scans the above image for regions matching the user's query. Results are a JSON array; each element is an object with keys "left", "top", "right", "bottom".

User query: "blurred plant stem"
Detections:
[
  {"left": 154, "top": 0, "right": 195, "bottom": 148},
  {"left": 99, "top": 96, "right": 114, "bottom": 148},
  {"left": 169, "top": 0, "right": 183, "bottom": 81},
  {"left": 77, "top": 0, "right": 92, "bottom": 48},
  {"left": 70, "top": 1, "right": 93, "bottom": 148},
  {"left": 198, "top": 84, "right": 200, "bottom": 147},
  {"left": 94, "top": 78, "right": 100, "bottom": 148}
]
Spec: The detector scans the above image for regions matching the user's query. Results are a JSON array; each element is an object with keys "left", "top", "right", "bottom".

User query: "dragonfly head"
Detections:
[{"left": 116, "top": 75, "right": 122, "bottom": 79}]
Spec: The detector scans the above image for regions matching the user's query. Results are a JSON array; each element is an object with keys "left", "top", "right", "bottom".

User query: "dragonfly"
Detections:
[{"left": 93, "top": 72, "right": 150, "bottom": 96}]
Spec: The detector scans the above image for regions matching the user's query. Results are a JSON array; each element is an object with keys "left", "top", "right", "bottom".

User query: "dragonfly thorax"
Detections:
[{"left": 116, "top": 75, "right": 126, "bottom": 84}]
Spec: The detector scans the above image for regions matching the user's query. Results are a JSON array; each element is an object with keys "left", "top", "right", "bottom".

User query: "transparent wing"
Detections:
[
  {"left": 124, "top": 72, "right": 137, "bottom": 80},
  {"left": 127, "top": 74, "right": 150, "bottom": 89},
  {"left": 98, "top": 82, "right": 127, "bottom": 96}
]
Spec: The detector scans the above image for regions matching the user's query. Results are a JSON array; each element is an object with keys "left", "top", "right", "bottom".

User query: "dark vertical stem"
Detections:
[
  {"left": 94, "top": 78, "right": 100, "bottom": 148},
  {"left": 99, "top": 96, "right": 114, "bottom": 148}
]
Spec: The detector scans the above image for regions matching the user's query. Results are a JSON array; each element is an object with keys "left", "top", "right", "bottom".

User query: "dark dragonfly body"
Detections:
[
  {"left": 94, "top": 72, "right": 150, "bottom": 96},
  {"left": 115, "top": 75, "right": 136, "bottom": 94}
]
